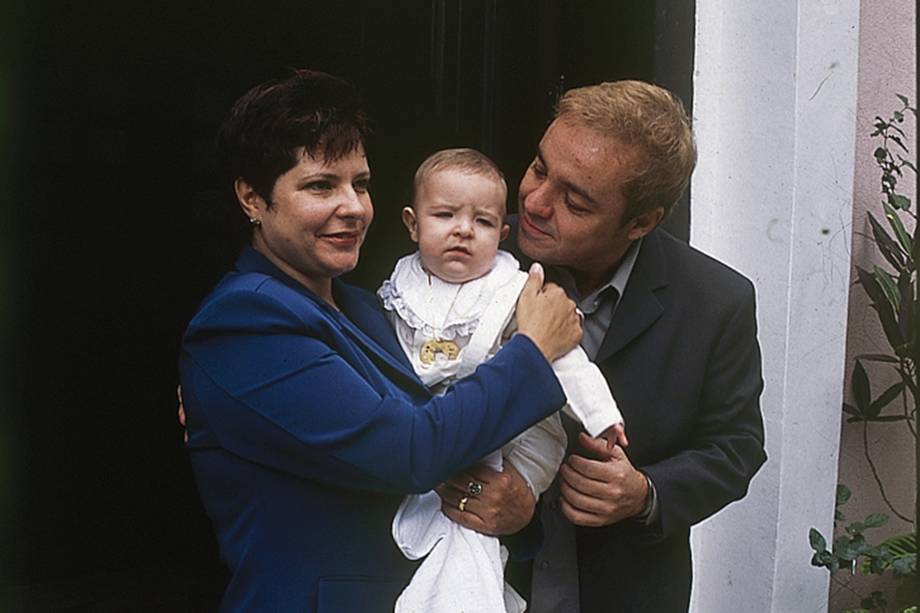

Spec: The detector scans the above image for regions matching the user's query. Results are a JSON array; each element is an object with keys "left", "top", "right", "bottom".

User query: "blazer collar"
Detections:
[
  {"left": 502, "top": 217, "right": 670, "bottom": 361},
  {"left": 595, "top": 229, "right": 669, "bottom": 362},
  {"left": 235, "top": 247, "right": 425, "bottom": 391}
]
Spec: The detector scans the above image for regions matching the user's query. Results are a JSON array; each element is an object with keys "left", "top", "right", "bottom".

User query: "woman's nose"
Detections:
[{"left": 337, "top": 187, "right": 367, "bottom": 217}]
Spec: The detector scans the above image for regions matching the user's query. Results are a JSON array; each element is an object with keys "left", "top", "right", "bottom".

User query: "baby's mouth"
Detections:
[{"left": 445, "top": 246, "right": 472, "bottom": 256}]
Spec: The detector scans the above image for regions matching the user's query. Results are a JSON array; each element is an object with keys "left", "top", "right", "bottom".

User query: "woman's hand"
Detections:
[
  {"left": 436, "top": 461, "right": 536, "bottom": 535},
  {"left": 515, "top": 263, "right": 583, "bottom": 362}
]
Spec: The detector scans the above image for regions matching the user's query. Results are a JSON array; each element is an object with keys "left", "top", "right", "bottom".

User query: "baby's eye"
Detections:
[
  {"left": 433, "top": 211, "right": 453, "bottom": 218},
  {"left": 476, "top": 218, "right": 496, "bottom": 227}
]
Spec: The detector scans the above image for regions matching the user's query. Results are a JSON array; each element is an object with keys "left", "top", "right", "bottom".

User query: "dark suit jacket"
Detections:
[
  {"left": 507, "top": 224, "right": 767, "bottom": 612},
  {"left": 179, "top": 246, "right": 567, "bottom": 612}
]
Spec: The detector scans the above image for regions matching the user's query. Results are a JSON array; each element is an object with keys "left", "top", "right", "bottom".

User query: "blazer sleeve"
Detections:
[
  {"left": 641, "top": 280, "right": 767, "bottom": 539},
  {"left": 180, "top": 286, "right": 567, "bottom": 496}
]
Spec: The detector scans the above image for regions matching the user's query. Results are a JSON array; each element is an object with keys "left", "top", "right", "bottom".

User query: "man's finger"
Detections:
[
  {"left": 559, "top": 462, "right": 615, "bottom": 499},
  {"left": 560, "top": 497, "right": 605, "bottom": 528},
  {"left": 578, "top": 431, "right": 618, "bottom": 460},
  {"left": 559, "top": 477, "right": 611, "bottom": 515}
]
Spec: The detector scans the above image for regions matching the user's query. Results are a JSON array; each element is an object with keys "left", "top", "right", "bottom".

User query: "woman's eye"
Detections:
[
  {"left": 354, "top": 179, "right": 371, "bottom": 193},
  {"left": 305, "top": 181, "right": 333, "bottom": 192}
]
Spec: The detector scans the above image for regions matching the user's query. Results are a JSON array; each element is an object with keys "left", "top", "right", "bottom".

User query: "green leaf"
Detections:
[
  {"left": 846, "top": 522, "right": 865, "bottom": 536},
  {"left": 865, "top": 414, "right": 910, "bottom": 422},
  {"left": 892, "top": 194, "right": 911, "bottom": 209},
  {"left": 809, "top": 528, "right": 828, "bottom": 552},
  {"left": 868, "top": 381, "right": 905, "bottom": 417},
  {"left": 856, "top": 266, "right": 904, "bottom": 348},
  {"left": 873, "top": 266, "right": 901, "bottom": 313},
  {"left": 896, "top": 93, "right": 909, "bottom": 106},
  {"left": 843, "top": 402, "right": 862, "bottom": 416},
  {"left": 863, "top": 513, "right": 889, "bottom": 528},
  {"left": 852, "top": 360, "right": 871, "bottom": 412},
  {"left": 868, "top": 211, "right": 907, "bottom": 269},
  {"left": 884, "top": 202, "right": 913, "bottom": 255},
  {"left": 894, "top": 110, "right": 905, "bottom": 122},
  {"left": 836, "top": 484, "right": 852, "bottom": 506},
  {"left": 855, "top": 353, "right": 899, "bottom": 363}
]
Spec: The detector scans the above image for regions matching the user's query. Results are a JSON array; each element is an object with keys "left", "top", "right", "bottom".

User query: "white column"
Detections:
[{"left": 690, "top": 1, "right": 860, "bottom": 612}]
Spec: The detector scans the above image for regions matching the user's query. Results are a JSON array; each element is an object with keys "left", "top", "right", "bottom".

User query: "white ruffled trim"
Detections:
[{"left": 378, "top": 251, "right": 522, "bottom": 340}]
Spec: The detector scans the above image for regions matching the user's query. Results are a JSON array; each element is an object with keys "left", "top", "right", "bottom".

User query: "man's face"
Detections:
[{"left": 517, "top": 117, "right": 657, "bottom": 293}]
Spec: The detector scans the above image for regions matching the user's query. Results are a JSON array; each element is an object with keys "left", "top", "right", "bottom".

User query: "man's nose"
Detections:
[{"left": 524, "top": 183, "right": 554, "bottom": 219}]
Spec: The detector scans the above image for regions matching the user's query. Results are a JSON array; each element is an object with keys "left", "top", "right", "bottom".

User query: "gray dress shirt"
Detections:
[{"left": 529, "top": 240, "right": 659, "bottom": 613}]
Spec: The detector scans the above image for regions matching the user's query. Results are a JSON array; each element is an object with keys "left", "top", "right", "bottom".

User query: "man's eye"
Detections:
[
  {"left": 530, "top": 161, "right": 547, "bottom": 178},
  {"left": 565, "top": 198, "right": 590, "bottom": 214}
]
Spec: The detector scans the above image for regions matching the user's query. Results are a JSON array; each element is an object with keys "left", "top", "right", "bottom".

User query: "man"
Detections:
[{"left": 438, "top": 81, "right": 766, "bottom": 612}]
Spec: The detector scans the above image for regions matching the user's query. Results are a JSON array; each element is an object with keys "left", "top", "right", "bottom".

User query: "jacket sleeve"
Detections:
[
  {"left": 640, "top": 281, "right": 767, "bottom": 539},
  {"left": 180, "top": 286, "right": 567, "bottom": 496}
]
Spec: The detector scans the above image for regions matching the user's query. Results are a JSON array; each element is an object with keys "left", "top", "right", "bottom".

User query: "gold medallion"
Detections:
[{"left": 419, "top": 339, "right": 461, "bottom": 365}]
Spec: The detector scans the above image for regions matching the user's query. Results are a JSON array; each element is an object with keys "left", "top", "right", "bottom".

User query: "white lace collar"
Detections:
[{"left": 378, "top": 250, "right": 522, "bottom": 339}]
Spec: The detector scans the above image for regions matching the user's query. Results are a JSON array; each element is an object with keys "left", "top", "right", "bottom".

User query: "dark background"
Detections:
[{"left": 1, "top": 1, "right": 693, "bottom": 610}]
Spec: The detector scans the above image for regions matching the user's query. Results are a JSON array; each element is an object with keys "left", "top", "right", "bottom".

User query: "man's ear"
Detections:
[
  {"left": 401, "top": 206, "right": 419, "bottom": 242},
  {"left": 235, "top": 177, "right": 267, "bottom": 223},
  {"left": 500, "top": 223, "right": 511, "bottom": 242},
  {"left": 626, "top": 206, "right": 665, "bottom": 241}
]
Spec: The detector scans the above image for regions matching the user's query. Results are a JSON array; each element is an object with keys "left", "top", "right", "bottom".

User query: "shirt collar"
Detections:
[{"left": 551, "top": 238, "right": 643, "bottom": 314}]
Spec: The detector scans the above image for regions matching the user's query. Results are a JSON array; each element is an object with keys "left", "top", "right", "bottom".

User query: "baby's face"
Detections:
[{"left": 403, "top": 169, "right": 509, "bottom": 283}]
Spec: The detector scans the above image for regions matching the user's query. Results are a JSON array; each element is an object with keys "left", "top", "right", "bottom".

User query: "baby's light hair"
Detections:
[{"left": 412, "top": 148, "right": 507, "bottom": 207}]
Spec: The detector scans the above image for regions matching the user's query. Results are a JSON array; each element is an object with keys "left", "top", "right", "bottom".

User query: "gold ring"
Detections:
[{"left": 458, "top": 496, "right": 469, "bottom": 512}]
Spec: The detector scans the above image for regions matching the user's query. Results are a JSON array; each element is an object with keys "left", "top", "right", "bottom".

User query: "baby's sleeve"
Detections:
[
  {"left": 502, "top": 413, "right": 566, "bottom": 495},
  {"left": 552, "top": 346, "right": 623, "bottom": 437}
]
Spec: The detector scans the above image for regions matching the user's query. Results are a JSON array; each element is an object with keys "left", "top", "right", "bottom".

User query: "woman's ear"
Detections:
[
  {"left": 235, "top": 177, "right": 267, "bottom": 224},
  {"left": 401, "top": 206, "right": 419, "bottom": 242}
]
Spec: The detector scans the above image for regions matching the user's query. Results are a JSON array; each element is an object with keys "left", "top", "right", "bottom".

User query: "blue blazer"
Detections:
[{"left": 180, "top": 247, "right": 566, "bottom": 612}]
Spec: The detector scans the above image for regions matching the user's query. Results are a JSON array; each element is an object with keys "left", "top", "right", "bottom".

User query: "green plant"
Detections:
[{"left": 809, "top": 96, "right": 918, "bottom": 612}]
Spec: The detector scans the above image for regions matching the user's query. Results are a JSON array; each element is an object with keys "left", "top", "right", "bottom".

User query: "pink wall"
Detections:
[{"left": 832, "top": 0, "right": 916, "bottom": 609}]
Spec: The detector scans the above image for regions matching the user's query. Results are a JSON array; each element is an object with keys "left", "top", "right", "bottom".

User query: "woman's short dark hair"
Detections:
[{"left": 217, "top": 69, "right": 370, "bottom": 202}]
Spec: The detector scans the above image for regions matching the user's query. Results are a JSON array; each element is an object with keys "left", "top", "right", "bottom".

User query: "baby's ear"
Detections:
[
  {"left": 401, "top": 206, "right": 419, "bottom": 242},
  {"left": 500, "top": 223, "right": 511, "bottom": 242}
]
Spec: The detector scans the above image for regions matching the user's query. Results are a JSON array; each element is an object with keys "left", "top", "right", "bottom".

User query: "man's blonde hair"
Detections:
[
  {"left": 412, "top": 148, "right": 507, "bottom": 206},
  {"left": 556, "top": 80, "right": 697, "bottom": 219}
]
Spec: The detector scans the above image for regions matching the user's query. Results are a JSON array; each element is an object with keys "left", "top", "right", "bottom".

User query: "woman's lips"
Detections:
[{"left": 320, "top": 231, "right": 360, "bottom": 247}]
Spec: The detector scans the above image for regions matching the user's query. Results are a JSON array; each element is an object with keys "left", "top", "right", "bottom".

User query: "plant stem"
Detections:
[{"left": 863, "top": 422, "right": 912, "bottom": 522}]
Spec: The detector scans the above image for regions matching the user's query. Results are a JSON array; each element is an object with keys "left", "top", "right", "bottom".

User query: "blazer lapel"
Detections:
[
  {"left": 595, "top": 231, "right": 669, "bottom": 363},
  {"left": 235, "top": 247, "right": 425, "bottom": 392}
]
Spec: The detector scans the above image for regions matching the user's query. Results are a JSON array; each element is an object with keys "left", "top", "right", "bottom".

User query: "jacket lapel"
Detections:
[
  {"left": 235, "top": 247, "right": 426, "bottom": 392},
  {"left": 595, "top": 230, "right": 669, "bottom": 363}
]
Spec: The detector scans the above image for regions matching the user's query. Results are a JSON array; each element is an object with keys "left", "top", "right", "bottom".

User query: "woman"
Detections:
[{"left": 180, "top": 69, "right": 582, "bottom": 612}]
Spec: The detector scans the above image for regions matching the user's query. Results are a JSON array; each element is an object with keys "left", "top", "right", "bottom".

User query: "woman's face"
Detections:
[{"left": 244, "top": 146, "right": 373, "bottom": 297}]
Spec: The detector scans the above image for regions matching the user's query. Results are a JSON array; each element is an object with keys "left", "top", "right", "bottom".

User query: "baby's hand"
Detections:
[{"left": 598, "top": 423, "right": 628, "bottom": 452}]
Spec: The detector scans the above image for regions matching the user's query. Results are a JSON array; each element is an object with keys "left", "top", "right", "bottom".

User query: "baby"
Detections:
[{"left": 378, "top": 148, "right": 627, "bottom": 613}]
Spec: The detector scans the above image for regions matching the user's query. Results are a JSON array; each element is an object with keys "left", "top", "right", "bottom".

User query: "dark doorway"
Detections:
[{"left": 2, "top": 1, "right": 692, "bottom": 609}]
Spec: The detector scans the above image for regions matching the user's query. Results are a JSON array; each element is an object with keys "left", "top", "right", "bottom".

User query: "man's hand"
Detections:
[
  {"left": 436, "top": 461, "right": 536, "bottom": 535},
  {"left": 559, "top": 432, "right": 649, "bottom": 527},
  {"left": 177, "top": 385, "right": 188, "bottom": 443}
]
